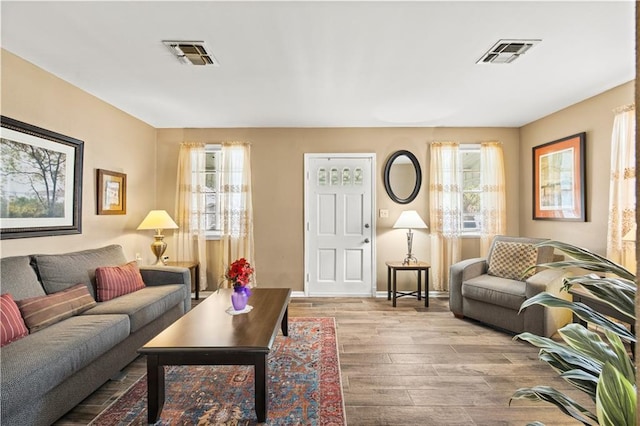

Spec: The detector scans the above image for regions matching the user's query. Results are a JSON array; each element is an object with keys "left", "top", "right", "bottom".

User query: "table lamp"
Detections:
[
  {"left": 137, "top": 210, "right": 179, "bottom": 265},
  {"left": 393, "top": 210, "right": 428, "bottom": 265}
]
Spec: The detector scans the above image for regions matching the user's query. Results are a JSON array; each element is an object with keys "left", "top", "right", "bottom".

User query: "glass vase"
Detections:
[{"left": 231, "top": 289, "right": 249, "bottom": 311}]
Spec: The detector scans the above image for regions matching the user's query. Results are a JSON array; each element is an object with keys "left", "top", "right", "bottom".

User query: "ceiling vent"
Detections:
[
  {"left": 477, "top": 39, "right": 541, "bottom": 64},
  {"left": 163, "top": 40, "right": 219, "bottom": 66}
]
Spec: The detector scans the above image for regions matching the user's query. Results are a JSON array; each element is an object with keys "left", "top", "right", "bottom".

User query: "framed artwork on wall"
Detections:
[
  {"left": 97, "top": 169, "right": 126, "bottom": 215},
  {"left": 0, "top": 116, "right": 84, "bottom": 239},
  {"left": 532, "top": 132, "right": 586, "bottom": 221}
]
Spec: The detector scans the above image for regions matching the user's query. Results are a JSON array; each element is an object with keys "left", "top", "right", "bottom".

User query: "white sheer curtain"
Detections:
[
  {"left": 429, "top": 142, "right": 462, "bottom": 291},
  {"left": 219, "top": 142, "right": 255, "bottom": 287},
  {"left": 479, "top": 141, "right": 506, "bottom": 256},
  {"left": 606, "top": 104, "right": 636, "bottom": 271},
  {"left": 174, "top": 142, "right": 207, "bottom": 290}
]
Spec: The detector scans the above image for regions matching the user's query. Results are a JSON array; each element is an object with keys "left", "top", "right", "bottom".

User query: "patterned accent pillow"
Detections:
[
  {"left": 95, "top": 261, "right": 146, "bottom": 302},
  {"left": 1, "top": 293, "right": 29, "bottom": 346},
  {"left": 487, "top": 241, "right": 538, "bottom": 281},
  {"left": 16, "top": 283, "right": 97, "bottom": 333}
]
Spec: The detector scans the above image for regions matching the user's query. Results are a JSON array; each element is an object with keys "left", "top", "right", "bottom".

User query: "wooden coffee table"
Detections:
[{"left": 138, "top": 287, "right": 292, "bottom": 423}]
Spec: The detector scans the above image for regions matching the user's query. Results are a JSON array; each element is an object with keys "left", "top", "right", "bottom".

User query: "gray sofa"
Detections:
[
  {"left": 449, "top": 235, "right": 571, "bottom": 337},
  {"left": 0, "top": 244, "right": 191, "bottom": 426}
]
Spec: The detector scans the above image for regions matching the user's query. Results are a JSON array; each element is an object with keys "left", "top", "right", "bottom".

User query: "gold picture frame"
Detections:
[{"left": 97, "top": 169, "right": 126, "bottom": 215}]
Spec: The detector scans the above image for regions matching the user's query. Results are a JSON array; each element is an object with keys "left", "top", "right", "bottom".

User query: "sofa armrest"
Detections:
[
  {"left": 449, "top": 258, "right": 487, "bottom": 315},
  {"left": 525, "top": 268, "right": 567, "bottom": 298},
  {"left": 139, "top": 266, "right": 191, "bottom": 312},
  {"left": 524, "top": 268, "right": 571, "bottom": 337}
]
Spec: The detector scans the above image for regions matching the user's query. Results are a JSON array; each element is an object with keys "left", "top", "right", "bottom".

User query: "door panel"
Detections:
[
  {"left": 318, "top": 249, "right": 336, "bottom": 281},
  {"left": 317, "top": 194, "right": 336, "bottom": 235},
  {"left": 305, "top": 154, "right": 375, "bottom": 296}
]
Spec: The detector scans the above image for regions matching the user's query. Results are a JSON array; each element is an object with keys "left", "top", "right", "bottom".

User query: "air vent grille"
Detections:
[
  {"left": 163, "top": 40, "right": 219, "bottom": 66},
  {"left": 477, "top": 39, "right": 540, "bottom": 64}
]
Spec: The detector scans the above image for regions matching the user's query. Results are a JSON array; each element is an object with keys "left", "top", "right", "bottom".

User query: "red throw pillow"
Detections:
[
  {"left": 17, "top": 283, "right": 97, "bottom": 333},
  {"left": 95, "top": 261, "right": 146, "bottom": 302},
  {"left": 1, "top": 293, "right": 29, "bottom": 346}
]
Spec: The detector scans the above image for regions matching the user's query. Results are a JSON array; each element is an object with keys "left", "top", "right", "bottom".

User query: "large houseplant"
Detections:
[{"left": 509, "top": 240, "right": 636, "bottom": 426}]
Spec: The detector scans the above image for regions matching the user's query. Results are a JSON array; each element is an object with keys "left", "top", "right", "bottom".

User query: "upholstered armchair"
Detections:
[{"left": 449, "top": 235, "right": 571, "bottom": 337}]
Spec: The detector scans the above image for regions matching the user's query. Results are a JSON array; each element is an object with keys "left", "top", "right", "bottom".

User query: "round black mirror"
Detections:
[{"left": 383, "top": 150, "right": 422, "bottom": 204}]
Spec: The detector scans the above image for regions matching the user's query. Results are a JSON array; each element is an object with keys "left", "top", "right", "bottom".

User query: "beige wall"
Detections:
[
  {"left": 157, "top": 127, "right": 520, "bottom": 292},
  {"left": 0, "top": 50, "right": 158, "bottom": 261},
  {"left": 519, "top": 81, "right": 635, "bottom": 255}
]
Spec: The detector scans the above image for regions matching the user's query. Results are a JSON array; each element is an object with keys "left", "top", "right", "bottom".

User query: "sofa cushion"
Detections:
[
  {"left": 16, "top": 284, "right": 97, "bottom": 333},
  {"left": 0, "top": 256, "right": 46, "bottom": 300},
  {"left": 0, "top": 314, "right": 130, "bottom": 417},
  {"left": 81, "top": 284, "right": 185, "bottom": 333},
  {"left": 95, "top": 261, "right": 146, "bottom": 302},
  {"left": 0, "top": 294, "right": 29, "bottom": 347},
  {"left": 487, "top": 241, "right": 538, "bottom": 281},
  {"left": 34, "top": 245, "right": 127, "bottom": 299},
  {"left": 462, "top": 274, "right": 526, "bottom": 311}
]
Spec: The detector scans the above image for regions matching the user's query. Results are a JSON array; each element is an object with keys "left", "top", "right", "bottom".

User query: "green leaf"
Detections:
[
  {"left": 520, "top": 293, "right": 636, "bottom": 342},
  {"left": 559, "top": 324, "right": 617, "bottom": 365},
  {"left": 510, "top": 386, "right": 598, "bottom": 425},
  {"left": 596, "top": 363, "right": 637, "bottom": 426},
  {"left": 559, "top": 369, "right": 599, "bottom": 397},
  {"left": 516, "top": 332, "right": 602, "bottom": 399},
  {"left": 535, "top": 240, "right": 635, "bottom": 281},
  {"left": 603, "top": 329, "right": 635, "bottom": 383},
  {"left": 563, "top": 275, "right": 636, "bottom": 320}
]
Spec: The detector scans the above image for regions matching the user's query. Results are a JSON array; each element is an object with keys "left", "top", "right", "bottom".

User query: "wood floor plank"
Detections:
[
  {"left": 347, "top": 406, "right": 475, "bottom": 425},
  {"left": 390, "top": 352, "right": 512, "bottom": 364}
]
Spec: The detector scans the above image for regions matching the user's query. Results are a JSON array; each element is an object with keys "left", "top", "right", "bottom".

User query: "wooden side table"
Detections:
[
  {"left": 385, "top": 261, "right": 431, "bottom": 307},
  {"left": 569, "top": 285, "right": 634, "bottom": 356},
  {"left": 165, "top": 261, "right": 201, "bottom": 300}
]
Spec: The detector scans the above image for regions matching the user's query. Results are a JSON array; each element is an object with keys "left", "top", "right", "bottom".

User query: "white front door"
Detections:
[{"left": 304, "top": 154, "right": 376, "bottom": 296}]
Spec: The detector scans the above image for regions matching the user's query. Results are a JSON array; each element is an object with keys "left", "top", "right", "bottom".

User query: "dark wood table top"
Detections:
[
  {"left": 139, "top": 288, "right": 291, "bottom": 354},
  {"left": 385, "top": 261, "right": 430, "bottom": 269}
]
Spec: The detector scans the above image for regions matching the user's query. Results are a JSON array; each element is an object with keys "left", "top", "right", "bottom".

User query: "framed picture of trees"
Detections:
[{"left": 0, "top": 116, "right": 84, "bottom": 239}]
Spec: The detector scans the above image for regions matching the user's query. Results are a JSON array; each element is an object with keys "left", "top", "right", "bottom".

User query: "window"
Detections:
[
  {"left": 460, "top": 145, "right": 481, "bottom": 234},
  {"left": 202, "top": 144, "right": 221, "bottom": 239}
]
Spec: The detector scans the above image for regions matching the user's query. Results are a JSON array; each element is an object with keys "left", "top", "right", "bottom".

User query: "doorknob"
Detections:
[
  {"left": 364, "top": 223, "right": 370, "bottom": 228},
  {"left": 364, "top": 238, "right": 370, "bottom": 244}
]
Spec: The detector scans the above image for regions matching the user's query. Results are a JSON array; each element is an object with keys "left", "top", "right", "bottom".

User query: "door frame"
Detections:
[{"left": 303, "top": 153, "right": 377, "bottom": 297}]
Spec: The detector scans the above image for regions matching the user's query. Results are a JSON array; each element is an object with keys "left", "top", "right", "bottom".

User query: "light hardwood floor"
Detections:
[{"left": 55, "top": 295, "right": 589, "bottom": 425}]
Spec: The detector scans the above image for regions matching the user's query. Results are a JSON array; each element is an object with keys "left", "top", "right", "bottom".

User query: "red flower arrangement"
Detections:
[{"left": 226, "top": 258, "right": 254, "bottom": 294}]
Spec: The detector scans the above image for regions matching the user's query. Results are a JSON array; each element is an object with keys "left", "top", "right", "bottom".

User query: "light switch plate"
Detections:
[{"left": 379, "top": 209, "right": 389, "bottom": 218}]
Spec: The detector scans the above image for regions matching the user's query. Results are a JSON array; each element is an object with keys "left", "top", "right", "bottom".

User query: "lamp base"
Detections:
[
  {"left": 402, "top": 229, "right": 418, "bottom": 265},
  {"left": 402, "top": 254, "right": 418, "bottom": 265},
  {"left": 150, "top": 234, "right": 167, "bottom": 265}
]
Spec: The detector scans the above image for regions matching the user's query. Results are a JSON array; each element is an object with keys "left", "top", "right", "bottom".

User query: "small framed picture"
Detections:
[
  {"left": 97, "top": 169, "right": 126, "bottom": 215},
  {"left": 532, "top": 132, "right": 586, "bottom": 221}
]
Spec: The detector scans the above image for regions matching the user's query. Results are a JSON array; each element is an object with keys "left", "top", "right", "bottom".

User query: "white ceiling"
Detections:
[{"left": 0, "top": 1, "right": 635, "bottom": 128}]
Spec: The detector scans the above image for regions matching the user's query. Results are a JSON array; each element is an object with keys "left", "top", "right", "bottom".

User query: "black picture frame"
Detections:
[
  {"left": 383, "top": 150, "right": 422, "bottom": 204},
  {"left": 1, "top": 116, "right": 84, "bottom": 239},
  {"left": 532, "top": 132, "right": 586, "bottom": 221}
]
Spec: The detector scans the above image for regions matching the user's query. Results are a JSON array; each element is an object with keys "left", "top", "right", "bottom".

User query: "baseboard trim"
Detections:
[
  {"left": 199, "top": 290, "right": 448, "bottom": 298},
  {"left": 291, "top": 291, "right": 448, "bottom": 298}
]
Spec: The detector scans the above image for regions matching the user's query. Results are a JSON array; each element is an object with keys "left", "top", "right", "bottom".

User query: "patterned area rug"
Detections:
[{"left": 91, "top": 317, "right": 345, "bottom": 426}]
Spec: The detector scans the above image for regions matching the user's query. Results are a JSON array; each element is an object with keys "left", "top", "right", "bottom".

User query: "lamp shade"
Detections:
[
  {"left": 393, "top": 210, "right": 428, "bottom": 229},
  {"left": 137, "top": 210, "right": 178, "bottom": 231}
]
